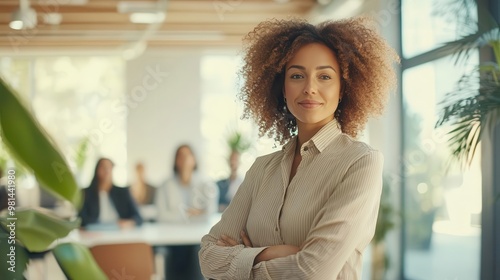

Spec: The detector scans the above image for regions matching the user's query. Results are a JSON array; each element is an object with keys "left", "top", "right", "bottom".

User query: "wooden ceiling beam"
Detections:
[
  {"left": 0, "top": 0, "right": 318, "bottom": 49},
  {"left": 0, "top": 1, "right": 314, "bottom": 13}
]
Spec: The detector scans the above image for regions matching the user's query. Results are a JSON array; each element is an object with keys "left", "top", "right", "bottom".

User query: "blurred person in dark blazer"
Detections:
[{"left": 79, "top": 158, "right": 142, "bottom": 228}]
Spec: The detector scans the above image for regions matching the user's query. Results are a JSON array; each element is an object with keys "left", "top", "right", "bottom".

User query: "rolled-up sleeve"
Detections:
[{"left": 251, "top": 150, "right": 384, "bottom": 279}]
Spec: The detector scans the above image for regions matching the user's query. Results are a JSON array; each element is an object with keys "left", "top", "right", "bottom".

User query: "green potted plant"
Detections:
[
  {"left": 435, "top": 1, "right": 500, "bottom": 171},
  {"left": 0, "top": 77, "right": 106, "bottom": 279},
  {"left": 227, "top": 130, "right": 251, "bottom": 154},
  {"left": 371, "top": 175, "right": 397, "bottom": 280},
  {"left": 435, "top": 0, "right": 500, "bottom": 207}
]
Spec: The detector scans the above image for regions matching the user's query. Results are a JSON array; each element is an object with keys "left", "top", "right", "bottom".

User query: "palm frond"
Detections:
[
  {"left": 435, "top": 0, "right": 499, "bottom": 66},
  {"left": 436, "top": 74, "right": 500, "bottom": 168},
  {"left": 439, "top": 28, "right": 500, "bottom": 65}
]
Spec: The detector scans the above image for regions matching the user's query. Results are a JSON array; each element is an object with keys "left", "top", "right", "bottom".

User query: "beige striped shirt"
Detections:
[{"left": 199, "top": 120, "right": 383, "bottom": 280}]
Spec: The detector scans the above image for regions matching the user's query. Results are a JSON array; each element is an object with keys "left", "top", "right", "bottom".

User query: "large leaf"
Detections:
[
  {"left": 0, "top": 77, "right": 81, "bottom": 207},
  {"left": 436, "top": 68, "right": 500, "bottom": 168},
  {"left": 0, "top": 226, "right": 29, "bottom": 280},
  {"left": 0, "top": 208, "right": 80, "bottom": 252},
  {"left": 53, "top": 243, "right": 108, "bottom": 280}
]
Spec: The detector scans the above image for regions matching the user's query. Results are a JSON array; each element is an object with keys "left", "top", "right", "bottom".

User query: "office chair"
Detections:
[{"left": 90, "top": 242, "right": 156, "bottom": 280}]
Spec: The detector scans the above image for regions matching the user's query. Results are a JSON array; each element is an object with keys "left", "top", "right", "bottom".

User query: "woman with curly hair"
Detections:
[{"left": 199, "top": 16, "right": 398, "bottom": 279}]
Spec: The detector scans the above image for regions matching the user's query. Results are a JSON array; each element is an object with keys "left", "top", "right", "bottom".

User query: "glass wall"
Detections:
[{"left": 401, "top": 0, "right": 481, "bottom": 279}]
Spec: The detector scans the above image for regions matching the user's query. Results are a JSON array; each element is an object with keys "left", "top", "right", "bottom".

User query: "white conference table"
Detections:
[{"left": 65, "top": 214, "right": 222, "bottom": 247}]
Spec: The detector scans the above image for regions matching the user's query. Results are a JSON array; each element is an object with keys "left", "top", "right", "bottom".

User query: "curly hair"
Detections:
[{"left": 238, "top": 16, "right": 399, "bottom": 144}]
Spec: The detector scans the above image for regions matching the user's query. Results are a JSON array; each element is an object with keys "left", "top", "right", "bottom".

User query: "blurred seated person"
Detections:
[
  {"left": 79, "top": 158, "right": 142, "bottom": 229},
  {"left": 130, "top": 162, "right": 156, "bottom": 205},
  {"left": 155, "top": 144, "right": 218, "bottom": 280},
  {"left": 155, "top": 144, "right": 218, "bottom": 223},
  {"left": 216, "top": 150, "right": 243, "bottom": 212}
]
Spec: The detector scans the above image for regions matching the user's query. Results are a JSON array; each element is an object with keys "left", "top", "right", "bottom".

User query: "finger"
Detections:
[
  {"left": 240, "top": 231, "right": 253, "bottom": 247},
  {"left": 221, "top": 235, "right": 238, "bottom": 246},
  {"left": 216, "top": 240, "right": 227, "bottom": 246},
  {"left": 221, "top": 235, "right": 239, "bottom": 246}
]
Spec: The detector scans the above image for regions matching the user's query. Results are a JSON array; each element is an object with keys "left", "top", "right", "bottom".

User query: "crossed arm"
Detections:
[
  {"left": 199, "top": 151, "right": 383, "bottom": 280},
  {"left": 217, "top": 231, "right": 300, "bottom": 265}
]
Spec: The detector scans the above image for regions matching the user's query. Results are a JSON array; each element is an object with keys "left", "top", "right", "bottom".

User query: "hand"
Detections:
[
  {"left": 186, "top": 208, "right": 205, "bottom": 217},
  {"left": 216, "top": 231, "right": 253, "bottom": 247},
  {"left": 118, "top": 219, "right": 136, "bottom": 229},
  {"left": 215, "top": 232, "right": 299, "bottom": 265},
  {"left": 254, "top": 245, "right": 300, "bottom": 265}
]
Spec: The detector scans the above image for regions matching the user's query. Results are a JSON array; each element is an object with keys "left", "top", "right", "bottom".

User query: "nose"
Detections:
[{"left": 303, "top": 77, "right": 317, "bottom": 95}]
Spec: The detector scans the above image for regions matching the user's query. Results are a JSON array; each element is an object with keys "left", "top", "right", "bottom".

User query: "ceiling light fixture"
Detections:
[
  {"left": 9, "top": 0, "right": 37, "bottom": 30},
  {"left": 129, "top": 12, "right": 166, "bottom": 24},
  {"left": 118, "top": 1, "right": 167, "bottom": 24},
  {"left": 117, "top": 1, "right": 161, "bottom": 13},
  {"left": 117, "top": 0, "right": 168, "bottom": 60},
  {"left": 43, "top": 13, "right": 62, "bottom": 26}
]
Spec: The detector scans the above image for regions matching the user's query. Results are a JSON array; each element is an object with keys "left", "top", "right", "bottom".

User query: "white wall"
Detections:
[{"left": 126, "top": 50, "right": 203, "bottom": 187}]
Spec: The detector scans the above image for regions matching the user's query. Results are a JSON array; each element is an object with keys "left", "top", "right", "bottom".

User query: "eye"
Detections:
[
  {"left": 290, "top": 74, "right": 303, "bottom": 79},
  {"left": 319, "top": 74, "right": 331, "bottom": 80}
]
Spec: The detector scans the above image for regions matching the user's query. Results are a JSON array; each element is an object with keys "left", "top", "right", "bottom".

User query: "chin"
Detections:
[{"left": 297, "top": 116, "right": 333, "bottom": 126}]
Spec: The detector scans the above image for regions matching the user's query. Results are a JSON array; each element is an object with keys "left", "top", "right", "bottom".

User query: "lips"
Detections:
[{"left": 298, "top": 100, "right": 322, "bottom": 108}]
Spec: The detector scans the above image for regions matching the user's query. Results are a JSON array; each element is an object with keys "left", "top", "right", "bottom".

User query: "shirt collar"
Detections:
[
  {"left": 282, "top": 119, "right": 342, "bottom": 154},
  {"left": 309, "top": 119, "right": 342, "bottom": 153}
]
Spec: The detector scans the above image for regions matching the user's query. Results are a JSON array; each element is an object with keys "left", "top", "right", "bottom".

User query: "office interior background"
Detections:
[{"left": 0, "top": 0, "right": 499, "bottom": 279}]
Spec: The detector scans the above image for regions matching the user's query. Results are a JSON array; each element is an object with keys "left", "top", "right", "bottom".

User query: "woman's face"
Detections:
[
  {"left": 176, "top": 146, "right": 196, "bottom": 173},
  {"left": 97, "top": 159, "right": 113, "bottom": 184},
  {"left": 284, "top": 43, "right": 342, "bottom": 128}
]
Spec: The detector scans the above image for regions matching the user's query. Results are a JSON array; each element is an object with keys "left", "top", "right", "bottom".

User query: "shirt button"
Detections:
[{"left": 303, "top": 146, "right": 309, "bottom": 151}]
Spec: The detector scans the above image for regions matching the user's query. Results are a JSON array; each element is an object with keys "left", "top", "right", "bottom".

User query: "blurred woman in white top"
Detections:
[
  {"left": 155, "top": 144, "right": 218, "bottom": 223},
  {"left": 155, "top": 144, "right": 218, "bottom": 280}
]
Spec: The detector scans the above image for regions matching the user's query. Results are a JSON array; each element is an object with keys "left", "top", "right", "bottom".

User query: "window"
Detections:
[
  {"left": 402, "top": 54, "right": 481, "bottom": 280},
  {"left": 0, "top": 56, "right": 127, "bottom": 187},
  {"left": 401, "top": 0, "right": 476, "bottom": 58},
  {"left": 401, "top": 0, "right": 481, "bottom": 279}
]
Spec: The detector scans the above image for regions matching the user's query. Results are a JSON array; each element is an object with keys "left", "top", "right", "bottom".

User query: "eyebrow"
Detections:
[{"left": 287, "top": 65, "right": 337, "bottom": 73}]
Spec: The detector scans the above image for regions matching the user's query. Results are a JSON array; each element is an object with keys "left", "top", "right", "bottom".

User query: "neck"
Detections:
[
  {"left": 179, "top": 170, "right": 192, "bottom": 186},
  {"left": 296, "top": 119, "right": 333, "bottom": 149},
  {"left": 296, "top": 126, "right": 321, "bottom": 151},
  {"left": 98, "top": 181, "right": 112, "bottom": 192},
  {"left": 136, "top": 175, "right": 145, "bottom": 184},
  {"left": 133, "top": 180, "right": 145, "bottom": 188}
]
